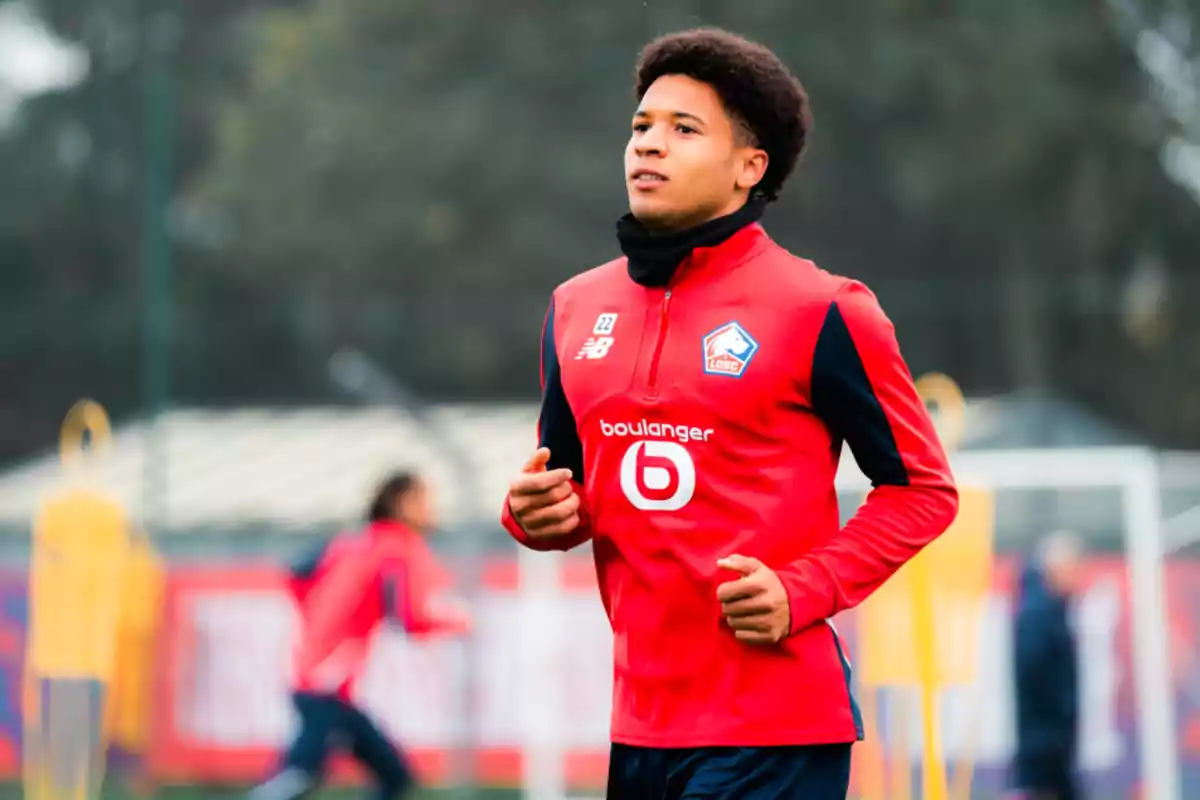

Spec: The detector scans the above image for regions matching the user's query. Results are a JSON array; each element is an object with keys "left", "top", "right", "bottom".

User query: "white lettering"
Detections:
[{"left": 600, "top": 419, "right": 713, "bottom": 443}]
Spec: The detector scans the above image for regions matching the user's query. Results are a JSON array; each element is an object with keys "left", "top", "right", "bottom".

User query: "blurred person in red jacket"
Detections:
[
  {"left": 250, "top": 471, "right": 470, "bottom": 800},
  {"left": 502, "top": 27, "right": 958, "bottom": 799}
]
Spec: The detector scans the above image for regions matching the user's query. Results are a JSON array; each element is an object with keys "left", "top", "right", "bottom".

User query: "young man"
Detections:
[
  {"left": 1012, "top": 532, "right": 1085, "bottom": 800},
  {"left": 502, "top": 28, "right": 959, "bottom": 798},
  {"left": 251, "top": 472, "right": 470, "bottom": 800}
]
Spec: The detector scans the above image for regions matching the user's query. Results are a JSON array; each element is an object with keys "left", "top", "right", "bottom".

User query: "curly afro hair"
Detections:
[{"left": 634, "top": 28, "right": 812, "bottom": 203}]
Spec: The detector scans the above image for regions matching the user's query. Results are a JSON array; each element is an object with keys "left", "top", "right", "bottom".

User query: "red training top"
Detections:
[
  {"left": 289, "top": 520, "right": 469, "bottom": 701},
  {"left": 502, "top": 222, "right": 958, "bottom": 747}
]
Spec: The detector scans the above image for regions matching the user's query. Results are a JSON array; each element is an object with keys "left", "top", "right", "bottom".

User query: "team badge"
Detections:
[{"left": 702, "top": 321, "right": 759, "bottom": 377}]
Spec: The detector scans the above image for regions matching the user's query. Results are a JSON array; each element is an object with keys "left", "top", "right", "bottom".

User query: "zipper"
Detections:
[{"left": 646, "top": 288, "right": 673, "bottom": 395}]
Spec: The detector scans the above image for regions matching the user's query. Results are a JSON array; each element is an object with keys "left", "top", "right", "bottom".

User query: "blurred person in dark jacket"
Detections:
[{"left": 1011, "top": 530, "right": 1084, "bottom": 800}]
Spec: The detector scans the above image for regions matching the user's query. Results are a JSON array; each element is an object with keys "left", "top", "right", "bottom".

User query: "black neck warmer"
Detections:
[{"left": 616, "top": 199, "right": 767, "bottom": 288}]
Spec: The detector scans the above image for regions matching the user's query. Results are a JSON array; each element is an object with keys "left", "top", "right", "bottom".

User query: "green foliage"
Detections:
[{"left": 3, "top": 0, "right": 1200, "bottom": 458}]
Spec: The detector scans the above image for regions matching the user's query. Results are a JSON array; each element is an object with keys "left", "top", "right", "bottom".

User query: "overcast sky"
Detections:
[{"left": 0, "top": 1, "right": 88, "bottom": 129}]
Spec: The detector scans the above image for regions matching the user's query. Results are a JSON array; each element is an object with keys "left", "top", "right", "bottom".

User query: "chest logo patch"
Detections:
[
  {"left": 702, "top": 321, "right": 759, "bottom": 378},
  {"left": 576, "top": 313, "right": 619, "bottom": 360},
  {"left": 576, "top": 336, "right": 613, "bottom": 360},
  {"left": 593, "top": 313, "right": 618, "bottom": 335}
]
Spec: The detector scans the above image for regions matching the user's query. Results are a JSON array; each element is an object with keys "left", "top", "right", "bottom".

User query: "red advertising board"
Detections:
[{"left": 0, "top": 557, "right": 1196, "bottom": 794}]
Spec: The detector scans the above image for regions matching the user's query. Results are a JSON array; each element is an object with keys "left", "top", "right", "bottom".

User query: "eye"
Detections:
[
  {"left": 676, "top": 124, "right": 697, "bottom": 134},
  {"left": 632, "top": 122, "right": 650, "bottom": 133}
]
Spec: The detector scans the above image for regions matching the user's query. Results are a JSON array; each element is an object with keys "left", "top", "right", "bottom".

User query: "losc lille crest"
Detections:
[{"left": 702, "top": 321, "right": 759, "bottom": 378}]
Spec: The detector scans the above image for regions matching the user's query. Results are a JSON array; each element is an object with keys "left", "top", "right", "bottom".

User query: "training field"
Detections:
[{"left": 3, "top": 786, "right": 526, "bottom": 800}]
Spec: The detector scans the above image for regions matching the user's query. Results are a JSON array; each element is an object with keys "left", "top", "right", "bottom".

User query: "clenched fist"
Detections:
[
  {"left": 716, "top": 554, "right": 791, "bottom": 644},
  {"left": 508, "top": 447, "right": 581, "bottom": 539}
]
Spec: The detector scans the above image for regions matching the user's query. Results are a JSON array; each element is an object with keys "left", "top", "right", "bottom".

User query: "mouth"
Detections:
[{"left": 629, "top": 169, "right": 668, "bottom": 189}]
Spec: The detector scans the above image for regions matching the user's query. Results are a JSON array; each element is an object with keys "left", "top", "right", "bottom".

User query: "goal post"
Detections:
[
  {"left": 836, "top": 446, "right": 1179, "bottom": 800},
  {"left": 517, "top": 546, "right": 568, "bottom": 800}
]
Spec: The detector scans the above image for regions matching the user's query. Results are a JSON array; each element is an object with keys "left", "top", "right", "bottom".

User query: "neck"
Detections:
[
  {"left": 640, "top": 195, "right": 753, "bottom": 234},
  {"left": 617, "top": 198, "right": 766, "bottom": 288}
]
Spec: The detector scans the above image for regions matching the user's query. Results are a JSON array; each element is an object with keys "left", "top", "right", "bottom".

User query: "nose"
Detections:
[{"left": 634, "top": 123, "right": 667, "bottom": 158}]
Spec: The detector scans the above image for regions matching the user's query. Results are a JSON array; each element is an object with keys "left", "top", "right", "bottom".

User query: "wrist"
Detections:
[
  {"left": 776, "top": 559, "right": 836, "bottom": 636},
  {"left": 501, "top": 495, "right": 534, "bottom": 540}
]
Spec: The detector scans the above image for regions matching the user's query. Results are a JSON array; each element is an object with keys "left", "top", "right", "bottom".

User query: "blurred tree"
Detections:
[
  {"left": 0, "top": 0, "right": 295, "bottom": 461},
  {"left": 193, "top": 0, "right": 1200, "bottom": 442},
  {"left": 3, "top": 0, "right": 1200, "bottom": 460},
  {"left": 188, "top": 1, "right": 637, "bottom": 397}
]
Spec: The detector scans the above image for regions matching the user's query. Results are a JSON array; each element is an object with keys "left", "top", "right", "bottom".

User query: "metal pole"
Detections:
[
  {"left": 139, "top": 3, "right": 178, "bottom": 533},
  {"left": 1123, "top": 453, "right": 1181, "bottom": 800},
  {"left": 1164, "top": 503, "right": 1200, "bottom": 553}
]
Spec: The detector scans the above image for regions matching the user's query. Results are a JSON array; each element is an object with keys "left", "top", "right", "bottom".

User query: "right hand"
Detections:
[{"left": 508, "top": 447, "right": 581, "bottom": 538}]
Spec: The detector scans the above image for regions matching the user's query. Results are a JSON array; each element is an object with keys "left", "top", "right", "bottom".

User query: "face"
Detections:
[
  {"left": 395, "top": 480, "right": 436, "bottom": 532},
  {"left": 1046, "top": 554, "right": 1083, "bottom": 595},
  {"left": 625, "top": 74, "right": 769, "bottom": 231},
  {"left": 1042, "top": 537, "right": 1084, "bottom": 595}
]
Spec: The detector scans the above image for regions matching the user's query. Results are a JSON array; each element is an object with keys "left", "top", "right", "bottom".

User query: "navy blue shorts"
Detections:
[{"left": 606, "top": 742, "right": 852, "bottom": 799}]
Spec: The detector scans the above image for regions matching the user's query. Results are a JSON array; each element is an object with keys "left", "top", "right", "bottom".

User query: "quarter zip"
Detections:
[{"left": 646, "top": 288, "right": 673, "bottom": 396}]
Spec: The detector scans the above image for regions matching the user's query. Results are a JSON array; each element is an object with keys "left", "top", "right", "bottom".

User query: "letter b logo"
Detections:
[{"left": 619, "top": 441, "right": 695, "bottom": 511}]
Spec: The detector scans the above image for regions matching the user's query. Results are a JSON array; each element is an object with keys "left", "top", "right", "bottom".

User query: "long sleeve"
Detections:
[
  {"left": 382, "top": 542, "right": 471, "bottom": 637},
  {"left": 501, "top": 292, "right": 593, "bottom": 552},
  {"left": 777, "top": 282, "right": 959, "bottom": 635}
]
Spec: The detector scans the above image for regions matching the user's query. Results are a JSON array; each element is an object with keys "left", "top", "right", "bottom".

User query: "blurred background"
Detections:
[{"left": 2, "top": 0, "right": 1200, "bottom": 798}]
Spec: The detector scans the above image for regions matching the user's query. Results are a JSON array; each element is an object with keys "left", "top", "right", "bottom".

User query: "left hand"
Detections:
[
  {"left": 716, "top": 554, "right": 791, "bottom": 644},
  {"left": 431, "top": 592, "right": 474, "bottom": 635},
  {"left": 446, "top": 609, "right": 473, "bottom": 636}
]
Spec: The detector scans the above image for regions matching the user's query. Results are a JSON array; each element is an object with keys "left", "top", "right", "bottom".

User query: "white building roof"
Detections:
[
  {"left": 1, "top": 398, "right": 1196, "bottom": 537},
  {"left": 0, "top": 404, "right": 539, "bottom": 531}
]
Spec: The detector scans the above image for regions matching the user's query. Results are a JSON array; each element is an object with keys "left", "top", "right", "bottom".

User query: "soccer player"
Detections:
[
  {"left": 251, "top": 471, "right": 470, "bottom": 800},
  {"left": 502, "top": 28, "right": 959, "bottom": 799}
]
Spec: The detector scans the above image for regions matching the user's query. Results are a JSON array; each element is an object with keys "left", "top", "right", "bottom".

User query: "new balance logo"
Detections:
[{"left": 575, "top": 336, "right": 613, "bottom": 360}]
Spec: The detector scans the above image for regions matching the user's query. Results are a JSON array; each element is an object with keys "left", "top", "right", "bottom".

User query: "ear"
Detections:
[{"left": 735, "top": 148, "right": 769, "bottom": 193}]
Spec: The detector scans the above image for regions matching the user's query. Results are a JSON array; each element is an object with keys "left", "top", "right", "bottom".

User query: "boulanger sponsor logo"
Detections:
[
  {"left": 601, "top": 419, "right": 709, "bottom": 511},
  {"left": 600, "top": 419, "right": 714, "bottom": 443},
  {"left": 619, "top": 441, "right": 695, "bottom": 511}
]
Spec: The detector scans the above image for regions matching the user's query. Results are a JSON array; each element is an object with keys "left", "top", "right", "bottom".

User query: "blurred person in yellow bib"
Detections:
[
  {"left": 25, "top": 401, "right": 131, "bottom": 800},
  {"left": 103, "top": 535, "right": 165, "bottom": 797}
]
